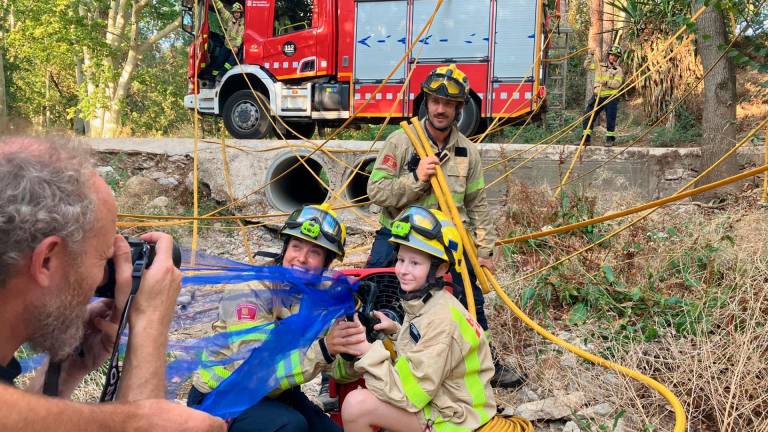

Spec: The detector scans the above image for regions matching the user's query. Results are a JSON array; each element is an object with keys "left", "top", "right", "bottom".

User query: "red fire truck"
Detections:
[{"left": 181, "top": 0, "right": 548, "bottom": 139}]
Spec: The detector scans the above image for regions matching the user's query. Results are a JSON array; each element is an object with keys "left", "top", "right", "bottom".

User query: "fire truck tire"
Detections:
[
  {"left": 419, "top": 96, "right": 481, "bottom": 137},
  {"left": 282, "top": 120, "right": 316, "bottom": 139},
  {"left": 222, "top": 90, "right": 272, "bottom": 139}
]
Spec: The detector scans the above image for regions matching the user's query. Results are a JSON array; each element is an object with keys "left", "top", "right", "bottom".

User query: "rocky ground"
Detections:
[{"left": 92, "top": 148, "right": 768, "bottom": 432}]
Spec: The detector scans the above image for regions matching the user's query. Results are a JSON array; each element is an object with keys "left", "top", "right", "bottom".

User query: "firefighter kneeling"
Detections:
[{"left": 341, "top": 206, "right": 497, "bottom": 431}]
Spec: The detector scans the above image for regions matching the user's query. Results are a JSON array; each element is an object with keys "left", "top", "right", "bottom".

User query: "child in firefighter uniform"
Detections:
[
  {"left": 582, "top": 45, "right": 624, "bottom": 146},
  {"left": 341, "top": 206, "right": 496, "bottom": 432},
  {"left": 188, "top": 204, "right": 359, "bottom": 432}
]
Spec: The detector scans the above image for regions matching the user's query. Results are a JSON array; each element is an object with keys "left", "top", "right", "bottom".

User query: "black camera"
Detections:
[{"left": 95, "top": 237, "right": 182, "bottom": 299}]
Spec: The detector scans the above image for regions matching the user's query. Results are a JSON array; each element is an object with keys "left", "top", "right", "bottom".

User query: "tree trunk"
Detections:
[
  {"left": 0, "top": 47, "right": 7, "bottom": 132},
  {"left": 602, "top": 0, "right": 614, "bottom": 54},
  {"left": 585, "top": 0, "right": 603, "bottom": 105},
  {"left": 695, "top": 4, "right": 738, "bottom": 202}
]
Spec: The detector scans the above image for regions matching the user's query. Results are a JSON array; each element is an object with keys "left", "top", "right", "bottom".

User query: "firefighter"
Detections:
[
  {"left": 188, "top": 204, "right": 362, "bottom": 432},
  {"left": 210, "top": 0, "right": 244, "bottom": 82},
  {"left": 364, "top": 64, "right": 523, "bottom": 389},
  {"left": 581, "top": 45, "right": 624, "bottom": 146},
  {"left": 341, "top": 206, "right": 496, "bottom": 431}
]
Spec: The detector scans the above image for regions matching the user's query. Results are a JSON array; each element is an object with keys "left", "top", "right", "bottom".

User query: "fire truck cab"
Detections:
[{"left": 181, "top": 0, "right": 547, "bottom": 139}]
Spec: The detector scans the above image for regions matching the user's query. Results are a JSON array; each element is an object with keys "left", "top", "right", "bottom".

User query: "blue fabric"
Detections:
[{"left": 168, "top": 251, "right": 357, "bottom": 419}]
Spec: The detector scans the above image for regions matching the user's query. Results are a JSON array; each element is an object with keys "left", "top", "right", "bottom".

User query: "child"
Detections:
[{"left": 342, "top": 205, "right": 496, "bottom": 431}]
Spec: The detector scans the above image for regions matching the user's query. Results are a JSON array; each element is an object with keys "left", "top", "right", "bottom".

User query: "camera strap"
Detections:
[{"left": 99, "top": 266, "right": 144, "bottom": 402}]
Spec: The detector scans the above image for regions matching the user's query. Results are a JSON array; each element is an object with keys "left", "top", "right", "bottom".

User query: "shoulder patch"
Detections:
[
  {"left": 236, "top": 303, "right": 259, "bottom": 321},
  {"left": 382, "top": 154, "right": 398, "bottom": 171},
  {"left": 465, "top": 315, "right": 483, "bottom": 339},
  {"left": 455, "top": 146, "right": 468, "bottom": 158}
]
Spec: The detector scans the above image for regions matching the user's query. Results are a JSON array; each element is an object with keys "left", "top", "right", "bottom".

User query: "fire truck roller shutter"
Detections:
[
  {"left": 411, "top": 0, "right": 491, "bottom": 61},
  {"left": 354, "top": 1, "right": 408, "bottom": 82},
  {"left": 265, "top": 150, "right": 331, "bottom": 212},
  {"left": 492, "top": 0, "right": 539, "bottom": 79}
]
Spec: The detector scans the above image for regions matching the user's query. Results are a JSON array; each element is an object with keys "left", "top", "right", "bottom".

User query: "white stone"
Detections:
[
  {"left": 148, "top": 196, "right": 170, "bottom": 209},
  {"left": 96, "top": 166, "right": 115, "bottom": 178},
  {"left": 577, "top": 403, "right": 614, "bottom": 418},
  {"left": 512, "top": 392, "right": 586, "bottom": 421},
  {"left": 563, "top": 421, "right": 582, "bottom": 432},
  {"left": 158, "top": 177, "right": 179, "bottom": 187}
]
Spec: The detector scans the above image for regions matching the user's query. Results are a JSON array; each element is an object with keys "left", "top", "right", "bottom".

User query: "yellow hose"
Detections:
[{"left": 484, "top": 267, "right": 687, "bottom": 432}]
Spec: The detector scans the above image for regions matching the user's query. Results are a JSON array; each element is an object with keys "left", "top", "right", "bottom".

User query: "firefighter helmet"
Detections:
[
  {"left": 280, "top": 203, "right": 346, "bottom": 263},
  {"left": 388, "top": 206, "right": 463, "bottom": 269},
  {"left": 607, "top": 45, "right": 623, "bottom": 57},
  {"left": 231, "top": 2, "right": 243, "bottom": 13},
  {"left": 421, "top": 64, "right": 470, "bottom": 103}
]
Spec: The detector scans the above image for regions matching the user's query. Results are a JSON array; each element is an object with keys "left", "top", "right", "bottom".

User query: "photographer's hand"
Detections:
[
  {"left": 371, "top": 311, "right": 399, "bottom": 336},
  {"left": 56, "top": 300, "right": 119, "bottom": 398},
  {"left": 118, "top": 232, "right": 182, "bottom": 401}
]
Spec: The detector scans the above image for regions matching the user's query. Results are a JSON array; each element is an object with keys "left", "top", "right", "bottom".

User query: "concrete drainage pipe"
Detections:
[
  {"left": 265, "top": 152, "right": 330, "bottom": 212},
  {"left": 344, "top": 157, "right": 377, "bottom": 206}
]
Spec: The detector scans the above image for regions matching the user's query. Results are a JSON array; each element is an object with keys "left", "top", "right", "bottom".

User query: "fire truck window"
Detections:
[{"left": 273, "top": 0, "right": 313, "bottom": 36}]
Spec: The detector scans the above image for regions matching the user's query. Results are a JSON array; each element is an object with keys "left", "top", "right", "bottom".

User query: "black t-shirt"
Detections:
[{"left": 0, "top": 357, "right": 21, "bottom": 384}]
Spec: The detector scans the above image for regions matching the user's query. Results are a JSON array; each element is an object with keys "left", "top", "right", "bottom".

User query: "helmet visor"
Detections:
[
  {"left": 391, "top": 206, "right": 441, "bottom": 241},
  {"left": 285, "top": 206, "right": 342, "bottom": 245},
  {"left": 423, "top": 74, "right": 465, "bottom": 98}
]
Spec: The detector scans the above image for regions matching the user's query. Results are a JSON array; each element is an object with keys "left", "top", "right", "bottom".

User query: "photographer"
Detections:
[{"left": 0, "top": 136, "right": 225, "bottom": 432}]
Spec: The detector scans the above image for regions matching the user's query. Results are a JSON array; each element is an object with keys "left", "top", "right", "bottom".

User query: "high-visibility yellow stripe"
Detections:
[
  {"left": 290, "top": 350, "right": 304, "bottom": 385},
  {"left": 466, "top": 177, "right": 485, "bottom": 194},
  {"left": 450, "top": 307, "right": 490, "bottom": 425},
  {"left": 370, "top": 169, "right": 394, "bottom": 182},
  {"left": 277, "top": 359, "right": 291, "bottom": 389},
  {"left": 394, "top": 355, "right": 432, "bottom": 409}
]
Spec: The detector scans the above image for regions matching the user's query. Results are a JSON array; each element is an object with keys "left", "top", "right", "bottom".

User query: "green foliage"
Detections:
[
  {"left": 515, "top": 204, "right": 734, "bottom": 351},
  {"left": 650, "top": 107, "right": 701, "bottom": 147},
  {"left": 574, "top": 410, "right": 626, "bottom": 432},
  {"left": 333, "top": 124, "right": 400, "bottom": 141},
  {"left": 3, "top": 0, "right": 187, "bottom": 135}
]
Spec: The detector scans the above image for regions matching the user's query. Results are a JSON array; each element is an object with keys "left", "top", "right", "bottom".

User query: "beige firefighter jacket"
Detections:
[
  {"left": 191, "top": 278, "right": 358, "bottom": 395},
  {"left": 367, "top": 119, "right": 497, "bottom": 258},
  {"left": 355, "top": 289, "right": 496, "bottom": 431},
  {"left": 585, "top": 54, "right": 624, "bottom": 97},
  {"left": 212, "top": 0, "right": 244, "bottom": 49}
]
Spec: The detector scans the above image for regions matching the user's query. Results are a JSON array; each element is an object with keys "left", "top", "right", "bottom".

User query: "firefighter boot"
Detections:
[
  {"left": 582, "top": 130, "right": 592, "bottom": 147},
  {"left": 605, "top": 132, "right": 616, "bottom": 147},
  {"left": 317, "top": 373, "right": 338, "bottom": 412},
  {"left": 489, "top": 345, "right": 526, "bottom": 389}
]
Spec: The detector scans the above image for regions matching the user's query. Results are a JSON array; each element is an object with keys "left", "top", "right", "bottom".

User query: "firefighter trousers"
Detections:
[
  {"left": 582, "top": 94, "right": 619, "bottom": 142},
  {"left": 188, "top": 386, "right": 341, "bottom": 432},
  {"left": 366, "top": 227, "right": 490, "bottom": 331}
]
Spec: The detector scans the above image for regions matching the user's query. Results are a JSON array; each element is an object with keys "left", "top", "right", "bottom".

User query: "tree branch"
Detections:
[{"left": 139, "top": 17, "right": 181, "bottom": 53}]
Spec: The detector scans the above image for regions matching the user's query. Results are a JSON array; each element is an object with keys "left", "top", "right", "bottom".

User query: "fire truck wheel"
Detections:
[
  {"left": 282, "top": 120, "right": 317, "bottom": 139},
  {"left": 223, "top": 90, "right": 272, "bottom": 139},
  {"left": 419, "top": 96, "right": 480, "bottom": 137}
]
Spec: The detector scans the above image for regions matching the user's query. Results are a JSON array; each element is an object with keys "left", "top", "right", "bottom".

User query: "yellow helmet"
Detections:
[
  {"left": 231, "top": 2, "right": 243, "bottom": 13},
  {"left": 280, "top": 203, "right": 346, "bottom": 264},
  {"left": 421, "top": 64, "right": 470, "bottom": 103},
  {"left": 388, "top": 206, "right": 463, "bottom": 269}
]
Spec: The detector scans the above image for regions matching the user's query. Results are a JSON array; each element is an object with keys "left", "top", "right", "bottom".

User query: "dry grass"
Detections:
[{"left": 488, "top": 183, "right": 768, "bottom": 431}]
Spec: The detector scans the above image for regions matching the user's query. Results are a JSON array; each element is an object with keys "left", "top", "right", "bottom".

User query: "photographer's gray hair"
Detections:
[{"left": 0, "top": 137, "right": 96, "bottom": 286}]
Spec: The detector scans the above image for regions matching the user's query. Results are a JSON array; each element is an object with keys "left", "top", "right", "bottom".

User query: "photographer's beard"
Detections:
[{"left": 29, "top": 263, "right": 91, "bottom": 361}]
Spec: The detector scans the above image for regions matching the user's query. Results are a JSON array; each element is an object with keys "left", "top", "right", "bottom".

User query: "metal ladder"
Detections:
[{"left": 545, "top": 25, "right": 572, "bottom": 128}]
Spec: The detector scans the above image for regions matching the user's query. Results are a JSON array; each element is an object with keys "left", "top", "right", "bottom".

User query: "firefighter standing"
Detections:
[
  {"left": 211, "top": 0, "right": 244, "bottom": 82},
  {"left": 582, "top": 45, "right": 624, "bottom": 146},
  {"left": 365, "top": 64, "right": 523, "bottom": 389},
  {"left": 188, "top": 205, "right": 361, "bottom": 432},
  {"left": 341, "top": 206, "right": 496, "bottom": 431}
]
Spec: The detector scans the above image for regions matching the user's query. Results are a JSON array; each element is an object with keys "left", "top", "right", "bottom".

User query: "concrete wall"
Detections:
[{"left": 89, "top": 138, "right": 766, "bottom": 231}]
